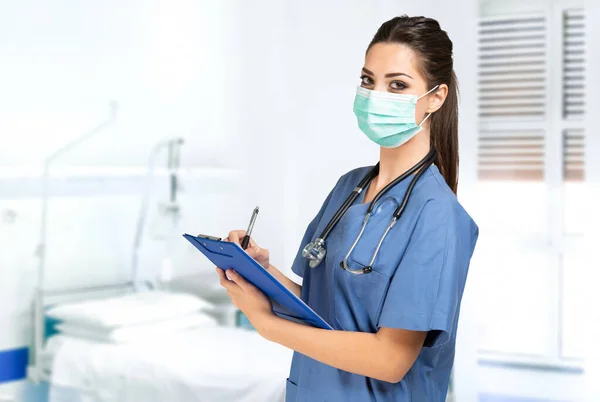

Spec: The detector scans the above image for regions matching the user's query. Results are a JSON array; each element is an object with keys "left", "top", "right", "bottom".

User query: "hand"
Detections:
[
  {"left": 216, "top": 267, "right": 274, "bottom": 334},
  {"left": 226, "top": 230, "right": 270, "bottom": 270}
]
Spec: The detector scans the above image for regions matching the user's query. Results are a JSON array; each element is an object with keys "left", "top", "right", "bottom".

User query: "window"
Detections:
[
  {"left": 478, "top": 15, "right": 547, "bottom": 181},
  {"left": 476, "top": 2, "right": 586, "bottom": 367}
]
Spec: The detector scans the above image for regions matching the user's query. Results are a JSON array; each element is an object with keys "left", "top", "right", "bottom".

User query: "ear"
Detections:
[{"left": 427, "top": 84, "right": 448, "bottom": 113}]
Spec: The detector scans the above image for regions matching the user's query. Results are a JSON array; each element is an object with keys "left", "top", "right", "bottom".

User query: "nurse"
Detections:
[{"left": 217, "top": 15, "right": 478, "bottom": 401}]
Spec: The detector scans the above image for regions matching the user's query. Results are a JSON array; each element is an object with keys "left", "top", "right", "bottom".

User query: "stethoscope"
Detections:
[{"left": 301, "top": 147, "right": 437, "bottom": 275}]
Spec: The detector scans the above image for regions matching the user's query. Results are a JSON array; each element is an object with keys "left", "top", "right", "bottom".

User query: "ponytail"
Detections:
[{"left": 430, "top": 71, "right": 459, "bottom": 194}]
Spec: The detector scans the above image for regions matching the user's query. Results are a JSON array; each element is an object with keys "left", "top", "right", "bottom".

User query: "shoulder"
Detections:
[
  {"left": 339, "top": 165, "right": 373, "bottom": 184},
  {"left": 314, "top": 166, "right": 374, "bottom": 215},
  {"left": 328, "top": 165, "right": 374, "bottom": 194},
  {"left": 338, "top": 165, "right": 375, "bottom": 186},
  {"left": 412, "top": 166, "right": 479, "bottom": 249}
]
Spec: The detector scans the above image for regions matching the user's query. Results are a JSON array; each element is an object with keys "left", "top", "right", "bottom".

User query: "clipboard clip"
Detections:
[{"left": 196, "top": 233, "right": 222, "bottom": 242}]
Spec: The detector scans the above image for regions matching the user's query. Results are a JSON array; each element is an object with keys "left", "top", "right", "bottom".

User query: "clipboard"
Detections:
[{"left": 183, "top": 233, "right": 333, "bottom": 330}]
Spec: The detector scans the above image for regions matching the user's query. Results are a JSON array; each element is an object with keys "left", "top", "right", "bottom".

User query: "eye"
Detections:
[
  {"left": 390, "top": 81, "right": 407, "bottom": 91},
  {"left": 360, "top": 75, "right": 374, "bottom": 86}
]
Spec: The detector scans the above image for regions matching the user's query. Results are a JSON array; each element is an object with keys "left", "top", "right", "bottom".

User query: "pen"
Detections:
[{"left": 241, "top": 206, "right": 259, "bottom": 250}]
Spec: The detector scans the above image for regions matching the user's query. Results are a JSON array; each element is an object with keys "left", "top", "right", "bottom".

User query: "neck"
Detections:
[{"left": 376, "top": 130, "right": 431, "bottom": 189}]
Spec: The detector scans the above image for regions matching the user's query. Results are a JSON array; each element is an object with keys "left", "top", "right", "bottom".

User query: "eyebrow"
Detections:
[{"left": 362, "top": 67, "right": 413, "bottom": 79}]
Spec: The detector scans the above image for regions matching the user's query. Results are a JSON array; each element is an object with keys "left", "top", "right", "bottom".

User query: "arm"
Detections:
[
  {"left": 218, "top": 268, "right": 426, "bottom": 384},
  {"left": 260, "top": 316, "right": 425, "bottom": 383}
]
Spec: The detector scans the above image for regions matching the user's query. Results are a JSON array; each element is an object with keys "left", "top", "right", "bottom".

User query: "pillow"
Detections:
[
  {"left": 55, "top": 313, "right": 219, "bottom": 343},
  {"left": 46, "top": 291, "right": 214, "bottom": 329}
]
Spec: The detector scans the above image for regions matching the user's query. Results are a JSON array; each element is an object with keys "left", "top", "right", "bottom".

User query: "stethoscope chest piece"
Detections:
[{"left": 302, "top": 238, "right": 327, "bottom": 268}]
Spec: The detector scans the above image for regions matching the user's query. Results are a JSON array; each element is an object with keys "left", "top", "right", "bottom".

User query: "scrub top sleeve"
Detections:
[
  {"left": 378, "top": 200, "right": 468, "bottom": 348},
  {"left": 290, "top": 179, "right": 341, "bottom": 278}
]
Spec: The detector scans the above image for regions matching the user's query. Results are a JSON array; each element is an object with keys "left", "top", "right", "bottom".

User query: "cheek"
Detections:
[{"left": 415, "top": 101, "right": 429, "bottom": 121}]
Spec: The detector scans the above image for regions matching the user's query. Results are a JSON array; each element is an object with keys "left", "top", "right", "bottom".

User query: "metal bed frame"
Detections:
[
  {"left": 27, "top": 102, "right": 122, "bottom": 383},
  {"left": 27, "top": 102, "right": 185, "bottom": 384}
]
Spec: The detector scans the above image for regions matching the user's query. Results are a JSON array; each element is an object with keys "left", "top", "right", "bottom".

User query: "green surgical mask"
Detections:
[{"left": 353, "top": 85, "right": 439, "bottom": 148}]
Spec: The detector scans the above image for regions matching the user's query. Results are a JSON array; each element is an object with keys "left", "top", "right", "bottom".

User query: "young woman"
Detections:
[{"left": 217, "top": 15, "right": 479, "bottom": 401}]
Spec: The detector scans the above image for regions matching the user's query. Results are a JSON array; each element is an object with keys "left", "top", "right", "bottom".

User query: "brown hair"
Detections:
[{"left": 368, "top": 15, "right": 459, "bottom": 194}]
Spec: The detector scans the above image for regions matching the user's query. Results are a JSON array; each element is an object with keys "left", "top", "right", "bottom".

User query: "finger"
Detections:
[
  {"left": 226, "top": 290, "right": 240, "bottom": 308},
  {"left": 217, "top": 268, "right": 241, "bottom": 292},
  {"left": 227, "top": 230, "right": 244, "bottom": 245},
  {"left": 245, "top": 244, "right": 264, "bottom": 257},
  {"left": 216, "top": 267, "right": 227, "bottom": 281},
  {"left": 217, "top": 267, "right": 230, "bottom": 286},
  {"left": 246, "top": 245, "right": 269, "bottom": 263},
  {"left": 227, "top": 231, "right": 260, "bottom": 248},
  {"left": 244, "top": 246, "right": 258, "bottom": 259},
  {"left": 227, "top": 269, "right": 256, "bottom": 292}
]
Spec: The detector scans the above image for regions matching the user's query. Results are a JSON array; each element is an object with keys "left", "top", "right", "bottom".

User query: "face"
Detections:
[{"left": 360, "top": 42, "right": 447, "bottom": 125}]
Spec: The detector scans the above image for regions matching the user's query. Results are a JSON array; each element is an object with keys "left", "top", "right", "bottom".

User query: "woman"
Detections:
[{"left": 217, "top": 15, "right": 479, "bottom": 401}]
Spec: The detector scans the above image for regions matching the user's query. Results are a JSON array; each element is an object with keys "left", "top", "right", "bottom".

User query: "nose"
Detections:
[{"left": 373, "top": 81, "right": 388, "bottom": 92}]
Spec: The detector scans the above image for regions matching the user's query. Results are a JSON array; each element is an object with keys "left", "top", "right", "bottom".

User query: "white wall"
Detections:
[{"left": 0, "top": 0, "right": 245, "bottom": 168}]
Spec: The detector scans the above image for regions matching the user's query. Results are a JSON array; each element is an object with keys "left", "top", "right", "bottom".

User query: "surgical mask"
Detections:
[{"left": 353, "top": 85, "right": 439, "bottom": 148}]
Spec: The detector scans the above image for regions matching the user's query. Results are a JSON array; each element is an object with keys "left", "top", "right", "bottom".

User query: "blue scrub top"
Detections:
[{"left": 286, "top": 165, "right": 479, "bottom": 402}]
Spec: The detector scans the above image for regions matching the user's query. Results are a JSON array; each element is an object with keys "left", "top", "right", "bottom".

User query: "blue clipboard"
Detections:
[{"left": 183, "top": 233, "right": 333, "bottom": 330}]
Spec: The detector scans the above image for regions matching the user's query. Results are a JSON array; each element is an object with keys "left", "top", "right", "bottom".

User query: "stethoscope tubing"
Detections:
[
  {"left": 319, "top": 147, "right": 436, "bottom": 241},
  {"left": 340, "top": 148, "right": 437, "bottom": 274},
  {"left": 302, "top": 147, "right": 437, "bottom": 272},
  {"left": 320, "top": 168, "right": 378, "bottom": 240}
]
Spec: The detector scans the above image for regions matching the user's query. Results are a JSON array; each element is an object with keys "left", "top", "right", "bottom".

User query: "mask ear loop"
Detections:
[
  {"left": 418, "top": 112, "right": 433, "bottom": 127},
  {"left": 417, "top": 84, "right": 440, "bottom": 100},
  {"left": 416, "top": 84, "right": 440, "bottom": 127}
]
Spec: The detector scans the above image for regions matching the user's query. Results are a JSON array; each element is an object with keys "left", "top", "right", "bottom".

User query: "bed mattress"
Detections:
[{"left": 41, "top": 326, "right": 292, "bottom": 402}]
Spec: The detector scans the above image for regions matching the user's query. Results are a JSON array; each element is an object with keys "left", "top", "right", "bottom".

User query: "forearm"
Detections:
[
  {"left": 266, "top": 264, "right": 301, "bottom": 297},
  {"left": 260, "top": 316, "right": 413, "bottom": 383}
]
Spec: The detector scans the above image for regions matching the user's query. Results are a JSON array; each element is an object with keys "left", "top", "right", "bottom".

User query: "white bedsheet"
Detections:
[{"left": 44, "top": 326, "right": 293, "bottom": 402}]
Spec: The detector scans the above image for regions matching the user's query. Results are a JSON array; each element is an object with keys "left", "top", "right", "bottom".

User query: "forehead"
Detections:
[{"left": 364, "top": 42, "right": 423, "bottom": 79}]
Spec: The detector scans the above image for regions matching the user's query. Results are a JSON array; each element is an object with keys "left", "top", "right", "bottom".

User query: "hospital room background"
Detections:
[{"left": 0, "top": 0, "right": 598, "bottom": 401}]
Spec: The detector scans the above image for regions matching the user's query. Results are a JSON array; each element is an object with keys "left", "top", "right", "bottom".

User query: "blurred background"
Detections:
[{"left": 0, "top": 0, "right": 597, "bottom": 401}]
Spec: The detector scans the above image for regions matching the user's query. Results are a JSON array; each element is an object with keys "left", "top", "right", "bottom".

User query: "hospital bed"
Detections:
[
  {"left": 25, "top": 105, "right": 290, "bottom": 401},
  {"left": 28, "top": 283, "right": 292, "bottom": 402}
]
